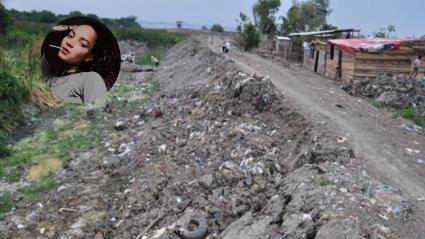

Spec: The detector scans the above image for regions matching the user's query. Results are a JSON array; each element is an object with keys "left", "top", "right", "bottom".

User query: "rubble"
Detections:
[
  {"left": 342, "top": 73, "right": 425, "bottom": 118},
  {"left": 0, "top": 37, "right": 420, "bottom": 239}
]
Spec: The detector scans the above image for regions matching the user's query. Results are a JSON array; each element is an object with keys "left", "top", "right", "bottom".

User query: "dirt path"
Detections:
[{"left": 207, "top": 34, "right": 425, "bottom": 232}]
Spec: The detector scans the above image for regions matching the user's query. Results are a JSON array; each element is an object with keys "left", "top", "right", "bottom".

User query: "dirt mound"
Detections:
[
  {"left": 118, "top": 40, "right": 147, "bottom": 57},
  {"left": 0, "top": 37, "right": 419, "bottom": 239},
  {"left": 342, "top": 74, "right": 425, "bottom": 117}
]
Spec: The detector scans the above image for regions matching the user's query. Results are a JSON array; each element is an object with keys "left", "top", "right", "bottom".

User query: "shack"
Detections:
[
  {"left": 290, "top": 29, "right": 360, "bottom": 64},
  {"left": 274, "top": 36, "right": 291, "bottom": 59},
  {"left": 321, "top": 38, "right": 425, "bottom": 81}
]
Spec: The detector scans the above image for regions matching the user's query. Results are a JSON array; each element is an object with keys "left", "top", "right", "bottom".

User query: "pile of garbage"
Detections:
[
  {"left": 342, "top": 74, "right": 425, "bottom": 116},
  {"left": 1, "top": 37, "right": 420, "bottom": 239}
]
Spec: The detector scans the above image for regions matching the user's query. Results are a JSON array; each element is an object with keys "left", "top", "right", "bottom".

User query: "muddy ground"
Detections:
[{"left": 0, "top": 35, "right": 424, "bottom": 239}]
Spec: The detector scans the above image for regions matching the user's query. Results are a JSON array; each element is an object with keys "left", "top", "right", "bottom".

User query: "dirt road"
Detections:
[{"left": 208, "top": 34, "right": 425, "bottom": 234}]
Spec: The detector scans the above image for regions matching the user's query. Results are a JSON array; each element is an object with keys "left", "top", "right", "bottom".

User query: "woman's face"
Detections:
[{"left": 58, "top": 25, "right": 97, "bottom": 65}]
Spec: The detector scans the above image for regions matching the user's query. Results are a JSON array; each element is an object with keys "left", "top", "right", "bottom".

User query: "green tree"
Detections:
[
  {"left": 374, "top": 27, "right": 387, "bottom": 38},
  {"left": 39, "top": 10, "right": 57, "bottom": 23},
  {"left": 237, "top": 12, "right": 260, "bottom": 51},
  {"left": 281, "top": 0, "right": 332, "bottom": 34},
  {"left": 68, "top": 10, "right": 84, "bottom": 17},
  {"left": 86, "top": 13, "right": 100, "bottom": 21},
  {"left": 320, "top": 23, "right": 338, "bottom": 31},
  {"left": 252, "top": 0, "right": 281, "bottom": 35},
  {"left": 211, "top": 24, "right": 224, "bottom": 32},
  {"left": 387, "top": 24, "right": 396, "bottom": 37},
  {"left": 373, "top": 25, "right": 396, "bottom": 38},
  {"left": 0, "top": 2, "right": 12, "bottom": 35}
]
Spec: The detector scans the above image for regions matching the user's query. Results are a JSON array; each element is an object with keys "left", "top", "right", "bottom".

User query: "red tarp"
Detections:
[{"left": 327, "top": 38, "right": 415, "bottom": 55}]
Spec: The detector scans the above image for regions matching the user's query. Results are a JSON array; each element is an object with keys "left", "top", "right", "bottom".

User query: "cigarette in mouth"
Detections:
[{"left": 49, "top": 45, "right": 61, "bottom": 49}]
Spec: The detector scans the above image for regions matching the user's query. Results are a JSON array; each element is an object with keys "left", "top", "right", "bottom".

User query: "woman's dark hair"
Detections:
[{"left": 41, "top": 16, "right": 120, "bottom": 90}]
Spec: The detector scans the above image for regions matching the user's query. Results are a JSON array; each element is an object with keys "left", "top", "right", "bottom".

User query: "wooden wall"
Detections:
[
  {"left": 353, "top": 53, "right": 420, "bottom": 79},
  {"left": 276, "top": 40, "right": 291, "bottom": 59},
  {"left": 299, "top": 40, "right": 425, "bottom": 81},
  {"left": 303, "top": 44, "right": 327, "bottom": 75},
  {"left": 290, "top": 43, "right": 304, "bottom": 62},
  {"left": 325, "top": 49, "right": 355, "bottom": 81}
]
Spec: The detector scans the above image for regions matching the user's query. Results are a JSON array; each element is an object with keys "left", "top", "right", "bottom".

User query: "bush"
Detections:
[
  {"left": 237, "top": 13, "right": 260, "bottom": 52},
  {"left": 399, "top": 106, "right": 424, "bottom": 126},
  {"left": 0, "top": 57, "right": 26, "bottom": 157},
  {"left": 113, "top": 27, "right": 186, "bottom": 48},
  {"left": 0, "top": 59, "right": 26, "bottom": 125},
  {"left": 0, "top": 3, "right": 13, "bottom": 35},
  {"left": 242, "top": 23, "right": 260, "bottom": 51},
  {"left": 210, "top": 24, "right": 224, "bottom": 32}
]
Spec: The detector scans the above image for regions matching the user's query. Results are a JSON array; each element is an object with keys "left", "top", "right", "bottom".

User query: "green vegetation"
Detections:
[
  {"left": 374, "top": 25, "right": 397, "bottom": 38},
  {"left": 0, "top": 8, "right": 186, "bottom": 157},
  {"left": 135, "top": 48, "right": 165, "bottom": 66},
  {"left": 0, "top": 178, "right": 56, "bottom": 220},
  {"left": 399, "top": 106, "right": 424, "bottom": 126},
  {"left": 0, "top": 102, "right": 99, "bottom": 220},
  {"left": 237, "top": 13, "right": 260, "bottom": 52},
  {"left": 0, "top": 2, "right": 12, "bottom": 35},
  {"left": 281, "top": 0, "right": 332, "bottom": 35},
  {"left": 210, "top": 24, "right": 224, "bottom": 33},
  {"left": 0, "top": 105, "right": 98, "bottom": 182},
  {"left": 113, "top": 27, "right": 186, "bottom": 48},
  {"left": 108, "top": 79, "right": 160, "bottom": 103},
  {"left": 317, "top": 177, "right": 336, "bottom": 186},
  {"left": 252, "top": 0, "right": 280, "bottom": 36},
  {"left": 0, "top": 191, "right": 13, "bottom": 220},
  {"left": 0, "top": 6, "right": 168, "bottom": 222},
  {"left": 0, "top": 77, "right": 161, "bottom": 221},
  {"left": 8, "top": 9, "right": 141, "bottom": 28}
]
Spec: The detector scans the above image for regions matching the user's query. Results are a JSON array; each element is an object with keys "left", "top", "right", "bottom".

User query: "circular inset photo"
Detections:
[{"left": 41, "top": 16, "right": 121, "bottom": 104}]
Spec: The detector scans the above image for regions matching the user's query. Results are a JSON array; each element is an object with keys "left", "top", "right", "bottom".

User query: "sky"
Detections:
[{"left": 3, "top": 0, "right": 424, "bottom": 37}]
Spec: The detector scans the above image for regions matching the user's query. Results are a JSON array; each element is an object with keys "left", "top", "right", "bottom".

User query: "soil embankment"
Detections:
[{"left": 1, "top": 35, "right": 424, "bottom": 239}]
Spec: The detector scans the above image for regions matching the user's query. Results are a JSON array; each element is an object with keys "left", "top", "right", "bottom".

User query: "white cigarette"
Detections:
[{"left": 49, "top": 44, "right": 61, "bottom": 49}]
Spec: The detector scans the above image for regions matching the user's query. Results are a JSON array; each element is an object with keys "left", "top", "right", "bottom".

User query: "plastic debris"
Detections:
[
  {"left": 16, "top": 224, "right": 25, "bottom": 229},
  {"left": 364, "top": 185, "right": 373, "bottom": 198},
  {"left": 393, "top": 206, "right": 401, "bottom": 215},
  {"left": 382, "top": 184, "right": 391, "bottom": 191},
  {"left": 336, "top": 136, "right": 348, "bottom": 144},
  {"left": 405, "top": 148, "right": 421, "bottom": 155},
  {"left": 114, "top": 121, "right": 126, "bottom": 130}
]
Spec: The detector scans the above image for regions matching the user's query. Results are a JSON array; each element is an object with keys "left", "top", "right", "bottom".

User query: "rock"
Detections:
[
  {"left": 255, "top": 93, "right": 272, "bottom": 112},
  {"left": 86, "top": 109, "right": 97, "bottom": 119},
  {"left": 199, "top": 174, "right": 214, "bottom": 188},
  {"left": 114, "top": 121, "right": 126, "bottom": 130},
  {"left": 104, "top": 102, "right": 114, "bottom": 113},
  {"left": 281, "top": 213, "right": 316, "bottom": 239},
  {"left": 316, "top": 219, "right": 361, "bottom": 239},
  {"left": 376, "top": 91, "right": 398, "bottom": 106},
  {"left": 220, "top": 195, "right": 284, "bottom": 239},
  {"left": 105, "top": 156, "right": 120, "bottom": 168}
]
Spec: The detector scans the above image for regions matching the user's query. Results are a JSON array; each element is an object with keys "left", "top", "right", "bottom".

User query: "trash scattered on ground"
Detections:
[
  {"left": 405, "top": 147, "right": 421, "bottom": 155},
  {"left": 0, "top": 37, "right": 421, "bottom": 239}
]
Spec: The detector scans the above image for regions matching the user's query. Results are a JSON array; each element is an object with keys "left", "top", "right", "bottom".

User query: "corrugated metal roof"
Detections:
[
  {"left": 289, "top": 28, "right": 360, "bottom": 37},
  {"left": 328, "top": 38, "right": 416, "bottom": 55},
  {"left": 276, "top": 36, "right": 291, "bottom": 41}
]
